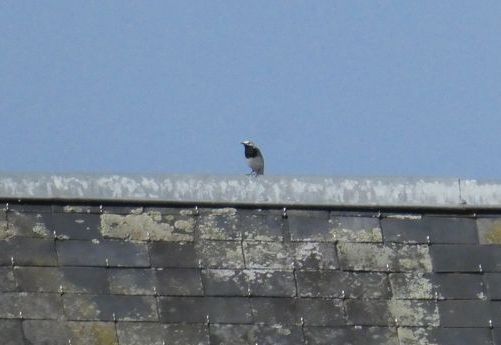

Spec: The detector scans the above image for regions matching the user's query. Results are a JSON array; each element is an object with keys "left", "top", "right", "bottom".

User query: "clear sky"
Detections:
[{"left": 1, "top": 1, "right": 500, "bottom": 179}]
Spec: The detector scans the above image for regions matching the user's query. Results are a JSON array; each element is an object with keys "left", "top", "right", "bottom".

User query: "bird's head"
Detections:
[{"left": 241, "top": 140, "right": 256, "bottom": 148}]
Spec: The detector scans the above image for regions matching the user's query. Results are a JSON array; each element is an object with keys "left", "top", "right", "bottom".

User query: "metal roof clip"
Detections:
[
  {"left": 490, "top": 320, "right": 493, "bottom": 329},
  {"left": 194, "top": 206, "right": 199, "bottom": 216},
  {"left": 478, "top": 264, "right": 483, "bottom": 273},
  {"left": 10, "top": 257, "right": 15, "bottom": 267},
  {"left": 106, "top": 258, "right": 110, "bottom": 267},
  {"left": 282, "top": 207, "right": 288, "bottom": 219},
  {"left": 426, "top": 235, "right": 431, "bottom": 245},
  {"left": 341, "top": 290, "right": 346, "bottom": 299}
]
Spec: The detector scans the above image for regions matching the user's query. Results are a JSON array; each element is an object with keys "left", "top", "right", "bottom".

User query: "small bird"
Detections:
[{"left": 241, "top": 140, "right": 264, "bottom": 176}]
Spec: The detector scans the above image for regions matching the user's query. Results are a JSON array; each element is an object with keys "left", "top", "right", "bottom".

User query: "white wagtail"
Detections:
[{"left": 241, "top": 140, "right": 264, "bottom": 175}]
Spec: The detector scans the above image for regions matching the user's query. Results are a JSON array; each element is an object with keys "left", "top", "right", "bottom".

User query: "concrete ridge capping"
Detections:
[{"left": 0, "top": 173, "right": 500, "bottom": 208}]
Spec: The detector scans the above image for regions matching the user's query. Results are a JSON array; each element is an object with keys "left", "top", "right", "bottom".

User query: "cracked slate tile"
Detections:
[
  {"left": 0, "top": 292, "right": 62, "bottom": 319},
  {"left": 398, "top": 327, "right": 492, "bottom": 345},
  {"left": 117, "top": 322, "right": 209, "bottom": 345},
  {"left": 150, "top": 241, "right": 197, "bottom": 268},
  {"left": 0, "top": 238, "right": 57, "bottom": 266},
  {"left": 304, "top": 326, "right": 399, "bottom": 345},
  {"left": 209, "top": 324, "right": 304, "bottom": 345},
  {"left": 57, "top": 240, "right": 149, "bottom": 267},
  {"left": 338, "top": 242, "right": 432, "bottom": 272},
  {"left": 63, "top": 294, "right": 158, "bottom": 321},
  {"left": 0, "top": 320, "right": 24, "bottom": 345},
  {"left": 297, "top": 271, "right": 391, "bottom": 299},
  {"left": 100, "top": 209, "right": 195, "bottom": 241}
]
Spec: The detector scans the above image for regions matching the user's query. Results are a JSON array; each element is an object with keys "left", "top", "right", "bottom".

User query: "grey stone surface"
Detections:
[
  {"left": 438, "top": 300, "right": 492, "bottom": 327},
  {"left": 67, "top": 321, "right": 119, "bottom": 345},
  {"left": 150, "top": 241, "right": 198, "bottom": 268},
  {"left": 0, "top": 174, "right": 471, "bottom": 207},
  {"left": 0, "top": 292, "right": 62, "bottom": 319},
  {"left": 398, "top": 327, "right": 493, "bottom": 345},
  {"left": 243, "top": 242, "right": 292, "bottom": 269},
  {"left": 0, "top": 320, "right": 24, "bottom": 345},
  {"left": 63, "top": 294, "right": 157, "bottom": 321},
  {"left": 250, "top": 297, "right": 301, "bottom": 325},
  {"left": 0, "top": 238, "right": 57, "bottom": 266},
  {"left": 158, "top": 297, "right": 252, "bottom": 324},
  {"left": 478, "top": 217, "right": 501, "bottom": 244},
  {"left": 0, "top": 267, "right": 17, "bottom": 292},
  {"left": 431, "top": 244, "right": 501, "bottom": 272},
  {"left": 196, "top": 240, "right": 245, "bottom": 269},
  {"left": 108, "top": 268, "right": 156, "bottom": 295},
  {"left": 22, "top": 320, "right": 69, "bottom": 345},
  {"left": 434, "top": 273, "right": 485, "bottom": 299},
  {"left": 389, "top": 273, "right": 434, "bottom": 299},
  {"left": 297, "top": 271, "right": 391, "bottom": 299},
  {"left": 338, "top": 242, "right": 432, "bottom": 272},
  {"left": 292, "top": 242, "right": 338, "bottom": 269},
  {"left": 304, "top": 326, "right": 399, "bottom": 345},
  {"left": 101, "top": 209, "right": 195, "bottom": 241},
  {"left": 53, "top": 213, "right": 101, "bottom": 240},
  {"left": 198, "top": 207, "right": 240, "bottom": 240},
  {"left": 288, "top": 210, "right": 331, "bottom": 241},
  {"left": 117, "top": 322, "right": 209, "bottom": 345},
  {"left": 382, "top": 216, "right": 478, "bottom": 244},
  {"left": 246, "top": 269, "right": 296, "bottom": 297},
  {"left": 202, "top": 269, "right": 248, "bottom": 296},
  {"left": 155, "top": 268, "right": 203, "bottom": 296},
  {"left": 346, "top": 300, "right": 439, "bottom": 326},
  {"left": 239, "top": 209, "right": 284, "bottom": 241},
  {"left": 14, "top": 266, "right": 62, "bottom": 293},
  {"left": 485, "top": 273, "right": 501, "bottom": 299},
  {"left": 299, "top": 298, "right": 345, "bottom": 326},
  {"left": 209, "top": 324, "right": 304, "bottom": 345},
  {"left": 61, "top": 267, "right": 109, "bottom": 294},
  {"left": 57, "top": 240, "right": 150, "bottom": 267},
  {"left": 3, "top": 211, "right": 53, "bottom": 239}
]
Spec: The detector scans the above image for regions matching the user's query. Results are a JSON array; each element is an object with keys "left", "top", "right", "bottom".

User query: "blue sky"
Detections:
[{"left": 1, "top": 1, "right": 500, "bottom": 178}]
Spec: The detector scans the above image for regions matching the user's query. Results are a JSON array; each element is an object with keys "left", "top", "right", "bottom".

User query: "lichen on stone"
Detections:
[{"left": 478, "top": 218, "right": 501, "bottom": 244}]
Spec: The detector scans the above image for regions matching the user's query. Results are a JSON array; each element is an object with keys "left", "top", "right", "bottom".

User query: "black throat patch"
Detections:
[{"left": 244, "top": 145, "right": 259, "bottom": 158}]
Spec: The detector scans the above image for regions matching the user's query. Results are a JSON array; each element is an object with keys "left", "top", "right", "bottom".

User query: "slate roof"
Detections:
[{"left": 1, "top": 175, "right": 501, "bottom": 345}]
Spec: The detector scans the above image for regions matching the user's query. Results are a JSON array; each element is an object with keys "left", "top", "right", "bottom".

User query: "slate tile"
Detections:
[
  {"left": 52, "top": 204, "right": 101, "bottom": 213},
  {"left": 198, "top": 207, "right": 240, "bottom": 240},
  {"left": 209, "top": 324, "right": 304, "bottom": 345},
  {"left": 298, "top": 298, "right": 345, "bottom": 326},
  {"left": 304, "top": 326, "right": 399, "bottom": 345},
  {"left": 431, "top": 245, "right": 501, "bottom": 272},
  {"left": 101, "top": 206, "right": 144, "bottom": 215},
  {"left": 494, "top": 328, "right": 501, "bottom": 345},
  {"left": 158, "top": 297, "right": 252, "bottom": 324},
  {"left": 53, "top": 213, "right": 101, "bottom": 240},
  {"left": 491, "top": 301, "right": 501, "bottom": 327},
  {"left": 101, "top": 209, "right": 195, "bottom": 241},
  {"left": 108, "top": 268, "right": 156, "bottom": 295},
  {"left": 5, "top": 211, "right": 53, "bottom": 239},
  {"left": 0, "top": 238, "right": 57, "bottom": 266},
  {"left": 439, "top": 300, "right": 492, "bottom": 327},
  {"left": 338, "top": 242, "right": 432, "bottom": 272},
  {"left": 240, "top": 209, "right": 284, "bottom": 241},
  {"left": 297, "top": 271, "right": 391, "bottom": 299},
  {"left": 245, "top": 269, "right": 296, "bottom": 297},
  {"left": 63, "top": 294, "right": 157, "bottom": 321},
  {"left": 382, "top": 216, "right": 477, "bottom": 244},
  {"left": 155, "top": 268, "right": 203, "bottom": 296},
  {"left": 0, "top": 292, "right": 62, "bottom": 319},
  {"left": 250, "top": 297, "right": 301, "bottom": 325},
  {"left": 57, "top": 240, "right": 149, "bottom": 267},
  {"left": 346, "top": 300, "right": 438, "bottom": 326},
  {"left": 329, "top": 216, "right": 382, "bottom": 242},
  {"left": 434, "top": 273, "right": 485, "bottom": 299},
  {"left": 0, "top": 320, "right": 24, "bottom": 345},
  {"left": 243, "top": 242, "right": 292, "bottom": 269},
  {"left": 67, "top": 321, "right": 118, "bottom": 345},
  {"left": 202, "top": 269, "right": 248, "bottom": 296},
  {"left": 14, "top": 266, "right": 62, "bottom": 293},
  {"left": 288, "top": 210, "right": 331, "bottom": 241},
  {"left": 399, "top": 327, "right": 492, "bottom": 345},
  {"left": 0, "top": 267, "right": 17, "bottom": 292},
  {"left": 117, "top": 322, "right": 209, "bottom": 345},
  {"left": 22, "top": 320, "right": 69, "bottom": 344},
  {"left": 6, "top": 203, "right": 52, "bottom": 213},
  {"left": 486, "top": 273, "right": 501, "bottom": 300},
  {"left": 61, "top": 267, "right": 109, "bottom": 294},
  {"left": 478, "top": 218, "right": 501, "bottom": 244},
  {"left": 293, "top": 242, "right": 338, "bottom": 269},
  {"left": 196, "top": 240, "right": 245, "bottom": 269},
  {"left": 150, "top": 241, "right": 197, "bottom": 268},
  {"left": 389, "top": 273, "right": 434, "bottom": 299}
]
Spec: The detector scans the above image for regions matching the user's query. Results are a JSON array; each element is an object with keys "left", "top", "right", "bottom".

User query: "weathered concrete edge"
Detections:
[{"left": 0, "top": 173, "right": 499, "bottom": 208}]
